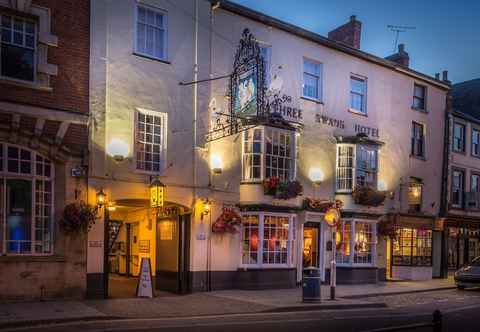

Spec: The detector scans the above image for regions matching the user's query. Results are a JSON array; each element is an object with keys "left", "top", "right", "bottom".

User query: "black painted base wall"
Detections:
[
  {"left": 324, "top": 267, "right": 383, "bottom": 284},
  {"left": 86, "top": 273, "right": 107, "bottom": 299},
  {"left": 189, "top": 268, "right": 297, "bottom": 292}
]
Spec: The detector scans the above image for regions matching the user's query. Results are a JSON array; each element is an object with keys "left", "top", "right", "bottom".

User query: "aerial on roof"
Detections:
[
  {"left": 452, "top": 78, "right": 480, "bottom": 121},
  {"left": 213, "top": 0, "right": 450, "bottom": 90}
]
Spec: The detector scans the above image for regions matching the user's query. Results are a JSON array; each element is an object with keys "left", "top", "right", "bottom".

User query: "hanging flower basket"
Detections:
[
  {"left": 59, "top": 201, "right": 98, "bottom": 234},
  {"left": 263, "top": 177, "right": 303, "bottom": 200},
  {"left": 212, "top": 208, "right": 242, "bottom": 234},
  {"left": 377, "top": 215, "right": 398, "bottom": 239},
  {"left": 302, "top": 198, "right": 343, "bottom": 212},
  {"left": 352, "top": 186, "right": 386, "bottom": 207}
]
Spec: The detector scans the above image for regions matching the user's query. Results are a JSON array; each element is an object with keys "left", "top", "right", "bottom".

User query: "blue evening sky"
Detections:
[{"left": 231, "top": 0, "right": 479, "bottom": 84}]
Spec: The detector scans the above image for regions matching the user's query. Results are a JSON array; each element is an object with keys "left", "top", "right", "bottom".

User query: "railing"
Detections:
[
  {"left": 465, "top": 191, "right": 480, "bottom": 211},
  {"left": 361, "top": 310, "right": 442, "bottom": 332}
]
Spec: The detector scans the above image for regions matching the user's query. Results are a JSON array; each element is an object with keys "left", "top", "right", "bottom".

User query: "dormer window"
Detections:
[{"left": 1, "top": 14, "right": 36, "bottom": 82}]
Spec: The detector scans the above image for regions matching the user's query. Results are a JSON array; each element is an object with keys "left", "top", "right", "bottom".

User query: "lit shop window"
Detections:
[
  {"left": 242, "top": 126, "right": 295, "bottom": 182},
  {"left": 336, "top": 220, "right": 376, "bottom": 266},
  {"left": 336, "top": 144, "right": 378, "bottom": 192},
  {"left": 135, "top": 110, "right": 167, "bottom": 173},
  {"left": 135, "top": 5, "right": 167, "bottom": 61},
  {"left": 393, "top": 228, "right": 432, "bottom": 266},
  {"left": 0, "top": 143, "right": 54, "bottom": 255},
  {"left": 0, "top": 14, "right": 36, "bottom": 81},
  {"left": 241, "top": 213, "right": 294, "bottom": 267}
]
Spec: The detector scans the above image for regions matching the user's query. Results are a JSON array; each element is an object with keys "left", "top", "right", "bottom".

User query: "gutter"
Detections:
[{"left": 212, "top": 0, "right": 450, "bottom": 91}]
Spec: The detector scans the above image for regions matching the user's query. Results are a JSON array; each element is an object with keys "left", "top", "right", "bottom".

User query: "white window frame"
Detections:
[
  {"left": 240, "top": 212, "right": 295, "bottom": 269},
  {"left": 241, "top": 126, "right": 296, "bottom": 183},
  {"left": 134, "top": 3, "right": 168, "bottom": 61},
  {"left": 0, "top": 13, "right": 37, "bottom": 83},
  {"left": 335, "top": 219, "right": 377, "bottom": 267},
  {"left": 336, "top": 143, "right": 378, "bottom": 193},
  {"left": 302, "top": 58, "right": 323, "bottom": 102},
  {"left": 0, "top": 143, "right": 54, "bottom": 256},
  {"left": 412, "top": 83, "right": 427, "bottom": 111},
  {"left": 134, "top": 108, "right": 168, "bottom": 174},
  {"left": 349, "top": 74, "right": 367, "bottom": 115}
]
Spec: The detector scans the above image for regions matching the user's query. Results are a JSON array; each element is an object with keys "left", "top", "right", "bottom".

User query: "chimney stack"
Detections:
[
  {"left": 385, "top": 43, "right": 410, "bottom": 67},
  {"left": 435, "top": 73, "right": 440, "bottom": 80},
  {"left": 328, "top": 15, "right": 362, "bottom": 49},
  {"left": 442, "top": 70, "right": 449, "bottom": 82}
]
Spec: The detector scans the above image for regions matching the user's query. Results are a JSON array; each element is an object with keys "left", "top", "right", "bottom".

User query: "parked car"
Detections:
[{"left": 454, "top": 256, "right": 480, "bottom": 289}]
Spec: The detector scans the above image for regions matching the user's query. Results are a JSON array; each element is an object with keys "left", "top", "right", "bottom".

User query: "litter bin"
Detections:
[{"left": 302, "top": 267, "right": 321, "bottom": 302}]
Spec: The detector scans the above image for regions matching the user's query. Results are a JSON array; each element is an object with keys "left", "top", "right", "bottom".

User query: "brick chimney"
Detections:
[
  {"left": 385, "top": 43, "right": 410, "bottom": 67},
  {"left": 328, "top": 15, "right": 362, "bottom": 49}
]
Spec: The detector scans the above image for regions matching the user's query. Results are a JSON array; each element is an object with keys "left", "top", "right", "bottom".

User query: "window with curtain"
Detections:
[
  {"left": 1, "top": 14, "right": 36, "bottom": 81},
  {"left": 136, "top": 5, "right": 167, "bottom": 60},
  {"left": 242, "top": 126, "right": 295, "bottom": 182},
  {"left": 350, "top": 76, "right": 367, "bottom": 114},
  {"left": 0, "top": 144, "right": 54, "bottom": 255},
  {"left": 356, "top": 145, "right": 377, "bottom": 188},
  {"left": 411, "top": 122, "right": 425, "bottom": 158},
  {"left": 336, "top": 145, "right": 354, "bottom": 191},
  {"left": 336, "top": 144, "right": 378, "bottom": 192},
  {"left": 302, "top": 59, "right": 322, "bottom": 100},
  {"left": 413, "top": 84, "right": 426, "bottom": 110},
  {"left": 453, "top": 122, "right": 465, "bottom": 152},
  {"left": 336, "top": 220, "right": 376, "bottom": 266},
  {"left": 241, "top": 214, "right": 293, "bottom": 267}
]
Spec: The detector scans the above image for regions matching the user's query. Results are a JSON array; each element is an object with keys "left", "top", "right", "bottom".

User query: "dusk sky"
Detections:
[{"left": 231, "top": 0, "right": 479, "bottom": 84}]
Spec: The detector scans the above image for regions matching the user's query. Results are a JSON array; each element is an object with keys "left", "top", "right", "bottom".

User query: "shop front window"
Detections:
[
  {"left": 393, "top": 228, "right": 432, "bottom": 266},
  {"left": 336, "top": 219, "right": 376, "bottom": 266},
  {"left": 0, "top": 143, "right": 54, "bottom": 255},
  {"left": 242, "top": 126, "right": 295, "bottom": 182},
  {"left": 241, "top": 213, "right": 294, "bottom": 267}
]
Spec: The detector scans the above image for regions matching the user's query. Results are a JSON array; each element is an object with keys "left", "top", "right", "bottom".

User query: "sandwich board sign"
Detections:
[{"left": 136, "top": 257, "right": 153, "bottom": 298}]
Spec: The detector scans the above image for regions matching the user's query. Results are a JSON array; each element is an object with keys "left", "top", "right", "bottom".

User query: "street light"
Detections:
[
  {"left": 149, "top": 177, "right": 165, "bottom": 209},
  {"left": 96, "top": 189, "right": 106, "bottom": 208},
  {"left": 324, "top": 207, "right": 340, "bottom": 301}
]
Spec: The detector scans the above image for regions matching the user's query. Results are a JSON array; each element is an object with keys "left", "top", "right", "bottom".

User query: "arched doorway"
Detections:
[{"left": 105, "top": 199, "right": 191, "bottom": 298}]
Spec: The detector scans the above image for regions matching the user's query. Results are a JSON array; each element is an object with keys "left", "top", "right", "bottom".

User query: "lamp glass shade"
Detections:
[
  {"left": 324, "top": 208, "right": 340, "bottom": 227},
  {"left": 96, "top": 189, "right": 106, "bottom": 207}
]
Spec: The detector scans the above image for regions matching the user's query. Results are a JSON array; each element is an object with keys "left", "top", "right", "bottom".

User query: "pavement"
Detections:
[{"left": 0, "top": 277, "right": 455, "bottom": 329}]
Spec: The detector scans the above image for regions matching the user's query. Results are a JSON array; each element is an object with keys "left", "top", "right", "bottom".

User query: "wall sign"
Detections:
[{"left": 315, "top": 113, "right": 380, "bottom": 138}]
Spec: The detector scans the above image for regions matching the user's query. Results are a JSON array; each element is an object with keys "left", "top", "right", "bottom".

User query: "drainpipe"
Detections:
[
  {"left": 439, "top": 94, "right": 453, "bottom": 278},
  {"left": 192, "top": 0, "right": 199, "bottom": 209}
]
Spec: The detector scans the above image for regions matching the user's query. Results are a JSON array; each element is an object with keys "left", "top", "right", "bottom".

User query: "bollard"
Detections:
[
  {"left": 330, "top": 259, "right": 336, "bottom": 300},
  {"left": 432, "top": 310, "right": 442, "bottom": 332}
]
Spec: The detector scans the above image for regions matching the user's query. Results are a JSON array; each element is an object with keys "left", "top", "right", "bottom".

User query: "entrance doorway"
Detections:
[{"left": 303, "top": 223, "right": 320, "bottom": 268}]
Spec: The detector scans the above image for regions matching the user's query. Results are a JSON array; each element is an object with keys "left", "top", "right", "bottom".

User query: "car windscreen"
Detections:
[{"left": 472, "top": 257, "right": 480, "bottom": 266}]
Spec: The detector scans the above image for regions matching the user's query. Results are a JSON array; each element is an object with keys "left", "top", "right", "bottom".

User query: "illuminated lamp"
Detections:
[
  {"left": 324, "top": 208, "right": 340, "bottom": 228},
  {"left": 309, "top": 168, "right": 324, "bottom": 186},
  {"left": 210, "top": 153, "right": 223, "bottom": 175},
  {"left": 107, "top": 138, "right": 130, "bottom": 162},
  {"left": 96, "top": 188, "right": 106, "bottom": 208},
  {"left": 150, "top": 177, "right": 165, "bottom": 208}
]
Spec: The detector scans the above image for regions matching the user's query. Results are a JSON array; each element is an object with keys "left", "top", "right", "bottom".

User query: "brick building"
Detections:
[{"left": 0, "top": 0, "right": 90, "bottom": 300}]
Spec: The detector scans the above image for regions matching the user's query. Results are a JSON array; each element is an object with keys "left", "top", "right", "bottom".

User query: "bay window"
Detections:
[
  {"left": 336, "top": 219, "right": 377, "bottom": 266},
  {"left": 241, "top": 213, "right": 295, "bottom": 267},
  {"left": 336, "top": 144, "right": 378, "bottom": 192},
  {"left": 0, "top": 143, "right": 54, "bottom": 255},
  {"left": 393, "top": 228, "right": 432, "bottom": 266},
  {"left": 242, "top": 126, "right": 296, "bottom": 182}
]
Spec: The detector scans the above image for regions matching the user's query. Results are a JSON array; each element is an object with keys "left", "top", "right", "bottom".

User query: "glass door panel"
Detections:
[{"left": 6, "top": 179, "right": 32, "bottom": 254}]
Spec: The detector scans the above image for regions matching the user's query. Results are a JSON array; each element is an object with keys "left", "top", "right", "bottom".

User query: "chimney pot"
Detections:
[
  {"left": 350, "top": 15, "right": 356, "bottom": 22},
  {"left": 442, "top": 70, "right": 448, "bottom": 81},
  {"left": 435, "top": 73, "right": 440, "bottom": 80},
  {"left": 398, "top": 43, "right": 405, "bottom": 53}
]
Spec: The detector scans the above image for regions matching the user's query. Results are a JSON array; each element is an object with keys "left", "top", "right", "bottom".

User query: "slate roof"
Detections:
[{"left": 452, "top": 78, "right": 480, "bottom": 121}]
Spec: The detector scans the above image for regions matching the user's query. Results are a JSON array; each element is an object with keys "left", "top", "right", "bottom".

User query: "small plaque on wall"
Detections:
[{"left": 139, "top": 240, "right": 150, "bottom": 253}]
